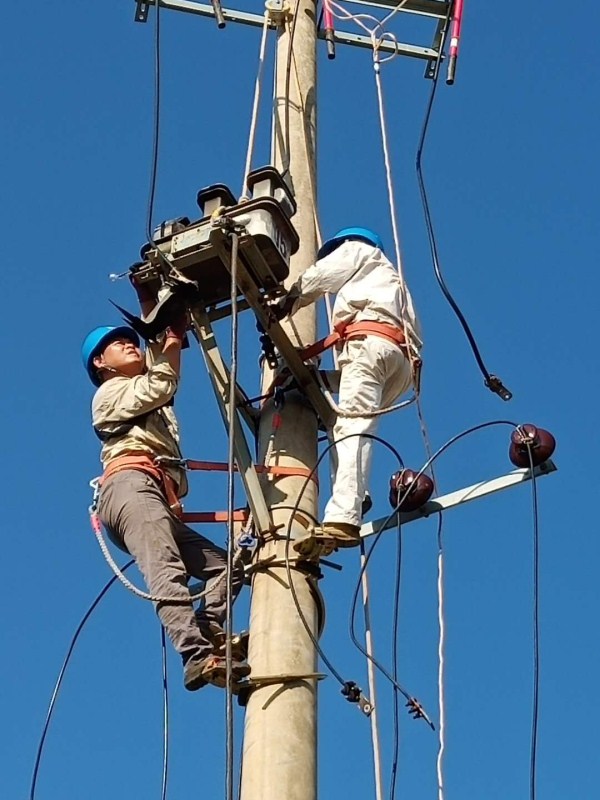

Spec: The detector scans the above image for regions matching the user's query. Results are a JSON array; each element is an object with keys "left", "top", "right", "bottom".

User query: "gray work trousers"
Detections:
[{"left": 98, "top": 469, "right": 244, "bottom": 666}]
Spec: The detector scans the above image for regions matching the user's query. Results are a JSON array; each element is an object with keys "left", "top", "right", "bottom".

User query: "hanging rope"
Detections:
[
  {"left": 435, "top": 518, "right": 446, "bottom": 800},
  {"left": 389, "top": 518, "right": 403, "bottom": 800},
  {"left": 225, "top": 229, "right": 241, "bottom": 800},
  {"left": 241, "top": 11, "right": 271, "bottom": 198}
]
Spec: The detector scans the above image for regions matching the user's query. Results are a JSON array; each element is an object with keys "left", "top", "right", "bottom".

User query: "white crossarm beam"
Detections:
[{"left": 360, "top": 460, "right": 558, "bottom": 538}]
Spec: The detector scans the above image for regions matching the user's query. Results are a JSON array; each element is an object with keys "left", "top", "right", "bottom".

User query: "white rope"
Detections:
[
  {"left": 284, "top": 18, "right": 338, "bottom": 364},
  {"left": 360, "top": 541, "right": 384, "bottom": 800},
  {"left": 436, "top": 547, "right": 447, "bottom": 800},
  {"left": 315, "top": 367, "right": 416, "bottom": 418},
  {"left": 241, "top": 11, "right": 271, "bottom": 198}
]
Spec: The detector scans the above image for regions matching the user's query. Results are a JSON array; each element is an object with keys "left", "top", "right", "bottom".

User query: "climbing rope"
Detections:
[{"left": 359, "top": 539, "right": 385, "bottom": 800}]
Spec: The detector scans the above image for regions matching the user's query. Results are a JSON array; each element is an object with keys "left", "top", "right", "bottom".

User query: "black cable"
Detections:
[
  {"left": 389, "top": 518, "right": 403, "bottom": 800},
  {"left": 29, "top": 561, "right": 135, "bottom": 800},
  {"left": 415, "top": 4, "right": 512, "bottom": 402},
  {"left": 281, "top": 420, "right": 524, "bottom": 707},
  {"left": 160, "top": 625, "right": 170, "bottom": 800},
  {"left": 346, "top": 420, "right": 525, "bottom": 723},
  {"left": 526, "top": 445, "right": 540, "bottom": 800},
  {"left": 348, "top": 504, "right": 422, "bottom": 707},
  {"left": 280, "top": 430, "right": 406, "bottom": 688},
  {"left": 146, "top": 0, "right": 162, "bottom": 244}
]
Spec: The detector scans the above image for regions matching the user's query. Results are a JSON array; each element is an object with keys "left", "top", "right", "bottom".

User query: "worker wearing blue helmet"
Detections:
[
  {"left": 272, "top": 227, "right": 422, "bottom": 559},
  {"left": 82, "top": 286, "right": 248, "bottom": 692}
]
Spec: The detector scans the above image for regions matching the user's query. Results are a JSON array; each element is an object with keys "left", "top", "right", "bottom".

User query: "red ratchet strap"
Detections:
[
  {"left": 299, "top": 320, "right": 408, "bottom": 362},
  {"left": 184, "top": 459, "right": 318, "bottom": 485}
]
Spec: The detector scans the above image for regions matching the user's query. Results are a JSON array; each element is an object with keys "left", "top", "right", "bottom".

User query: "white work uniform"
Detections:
[{"left": 290, "top": 240, "right": 421, "bottom": 528}]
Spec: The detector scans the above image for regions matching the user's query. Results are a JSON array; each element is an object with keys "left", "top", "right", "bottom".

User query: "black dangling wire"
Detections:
[
  {"left": 29, "top": 561, "right": 135, "bottom": 800},
  {"left": 415, "top": 5, "right": 512, "bottom": 402}
]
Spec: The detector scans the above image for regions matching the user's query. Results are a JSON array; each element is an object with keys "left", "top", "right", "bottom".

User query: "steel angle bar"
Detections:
[
  {"left": 136, "top": 0, "right": 271, "bottom": 27},
  {"left": 320, "top": 28, "right": 438, "bottom": 59},
  {"left": 190, "top": 307, "right": 272, "bottom": 534},
  {"left": 360, "top": 460, "right": 558, "bottom": 538},
  {"left": 221, "top": 235, "right": 335, "bottom": 427},
  {"left": 136, "top": 0, "right": 441, "bottom": 61}
]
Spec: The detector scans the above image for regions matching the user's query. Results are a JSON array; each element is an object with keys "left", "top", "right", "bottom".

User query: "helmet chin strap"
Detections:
[
  {"left": 96, "top": 358, "right": 146, "bottom": 381},
  {"left": 96, "top": 361, "right": 133, "bottom": 379}
]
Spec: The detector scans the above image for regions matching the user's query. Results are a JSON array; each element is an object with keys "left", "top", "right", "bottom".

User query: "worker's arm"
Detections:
[
  {"left": 289, "top": 242, "right": 368, "bottom": 312},
  {"left": 92, "top": 317, "right": 187, "bottom": 424}
]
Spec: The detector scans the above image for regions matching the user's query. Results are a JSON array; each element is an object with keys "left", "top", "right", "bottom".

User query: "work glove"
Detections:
[
  {"left": 269, "top": 291, "right": 297, "bottom": 321},
  {"left": 165, "top": 311, "right": 189, "bottom": 341}
]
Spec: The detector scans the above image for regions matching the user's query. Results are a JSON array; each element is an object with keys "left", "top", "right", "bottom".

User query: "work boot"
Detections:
[
  {"left": 184, "top": 652, "right": 251, "bottom": 692},
  {"left": 196, "top": 618, "right": 250, "bottom": 662},
  {"left": 293, "top": 522, "right": 361, "bottom": 559},
  {"left": 184, "top": 657, "right": 209, "bottom": 692},
  {"left": 199, "top": 654, "right": 252, "bottom": 693}
]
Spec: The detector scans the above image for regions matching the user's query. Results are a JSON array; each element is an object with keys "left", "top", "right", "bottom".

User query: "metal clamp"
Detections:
[
  {"left": 265, "top": 0, "right": 292, "bottom": 25},
  {"left": 89, "top": 477, "right": 101, "bottom": 513},
  {"left": 237, "top": 672, "right": 326, "bottom": 707}
]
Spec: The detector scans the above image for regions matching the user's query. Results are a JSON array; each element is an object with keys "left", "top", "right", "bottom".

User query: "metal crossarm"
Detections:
[
  {"left": 360, "top": 460, "right": 558, "bottom": 538},
  {"left": 133, "top": 0, "right": 447, "bottom": 64},
  {"left": 190, "top": 307, "right": 273, "bottom": 535}
]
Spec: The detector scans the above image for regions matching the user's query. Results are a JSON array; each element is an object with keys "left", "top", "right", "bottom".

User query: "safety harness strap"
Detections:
[
  {"left": 299, "top": 320, "right": 408, "bottom": 362},
  {"left": 101, "top": 453, "right": 183, "bottom": 516}
]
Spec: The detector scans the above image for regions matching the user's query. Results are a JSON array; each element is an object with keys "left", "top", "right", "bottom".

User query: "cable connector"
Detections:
[
  {"left": 406, "top": 697, "right": 435, "bottom": 729},
  {"left": 485, "top": 375, "right": 513, "bottom": 402},
  {"left": 341, "top": 681, "right": 373, "bottom": 716}
]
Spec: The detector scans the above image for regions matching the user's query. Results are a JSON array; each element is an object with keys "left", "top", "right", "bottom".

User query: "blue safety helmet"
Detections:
[
  {"left": 81, "top": 325, "right": 140, "bottom": 386},
  {"left": 317, "top": 227, "right": 384, "bottom": 260}
]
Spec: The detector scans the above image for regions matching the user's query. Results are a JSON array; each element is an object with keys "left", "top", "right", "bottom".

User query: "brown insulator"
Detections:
[
  {"left": 389, "top": 469, "right": 434, "bottom": 512},
  {"left": 509, "top": 424, "right": 556, "bottom": 468}
]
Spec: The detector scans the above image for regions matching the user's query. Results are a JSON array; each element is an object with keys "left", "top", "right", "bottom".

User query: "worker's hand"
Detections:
[
  {"left": 269, "top": 293, "right": 296, "bottom": 321},
  {"left": 165, "top": 311, "right": 188, "bottom": 341}
]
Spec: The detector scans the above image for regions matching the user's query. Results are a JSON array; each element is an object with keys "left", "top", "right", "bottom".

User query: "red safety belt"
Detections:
[{"left": 299, "top": 320, "right": 408, "bottom": 362}]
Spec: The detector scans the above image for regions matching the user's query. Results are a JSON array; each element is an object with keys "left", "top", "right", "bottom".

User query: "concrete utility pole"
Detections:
[{"left": 239, "top": 3, "right": 320, "bottom": 800}]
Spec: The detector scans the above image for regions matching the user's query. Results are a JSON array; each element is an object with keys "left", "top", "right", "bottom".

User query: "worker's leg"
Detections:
[
  {"left": 98, "top": 470, "right": 212, "bottom": 667},
  {"left": 173, "top": 522, "right": 245, "bottom": 630},
  {"left": 324, "top": 338, "right": 411, "bottom": 527}
]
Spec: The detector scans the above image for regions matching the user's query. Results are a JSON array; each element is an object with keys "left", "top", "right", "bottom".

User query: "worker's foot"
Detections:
[
  {"left": 197, "top": 619, "right": 250, "bottom": 662},
  {"left": 293, "top": 523, "right": 361, "bottom": 559},
  {"left": 184, "top": 657, "right": 209, "bottom": 692},
  {"left": 198, "top": 654, "right": 251, "bottom": 692}
]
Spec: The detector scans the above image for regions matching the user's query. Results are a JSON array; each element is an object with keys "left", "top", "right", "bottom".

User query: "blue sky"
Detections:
[{"left": 2, "top": 1, "right": 599, "bottom": 798}]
